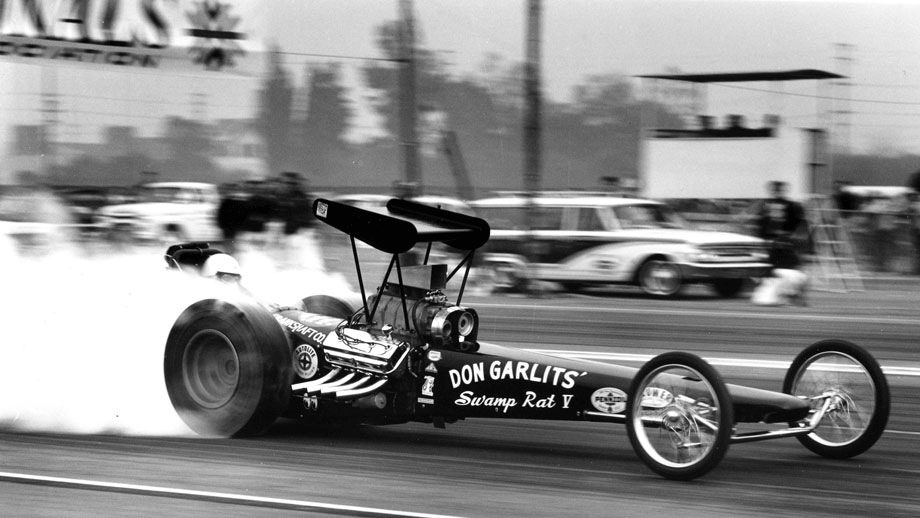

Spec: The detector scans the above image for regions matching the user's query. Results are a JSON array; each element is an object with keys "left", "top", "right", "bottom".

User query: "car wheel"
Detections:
[
  {"left": 164, "top": 298, "right": 292, "bottom": 437},
  {"left": 637, "top": 259, "right": 682, "bottom": 297},
  {"left": 485, "top": 261, "right": 526, "bottom": 292},
  {"left": 626, "top": 351, "right": 733, "bottom": 480},
  {"left": 711, "top": 278, "right": 745, "bottom": 298},
  {"left": 782, "top": 339, "right": 890, "bottom": 459}
]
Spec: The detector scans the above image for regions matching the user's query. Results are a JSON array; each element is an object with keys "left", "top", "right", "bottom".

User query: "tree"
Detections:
[
  {"left": 296, "top": 63, "right": 353, "bottom": 182},
  {"left": 257, "top": 46, "right": 294, "bottom": 176}
]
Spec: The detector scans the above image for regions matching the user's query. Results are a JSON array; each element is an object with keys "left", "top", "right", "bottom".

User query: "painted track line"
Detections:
[
  {"left": 476, "top": 302, "right": 920, "bottom": 325},
  {"left": 527, "top": 349, "right": 920, "bottom": 377},
  {"left": 0, "top": 472, "right": 465, "bottom": 518}
]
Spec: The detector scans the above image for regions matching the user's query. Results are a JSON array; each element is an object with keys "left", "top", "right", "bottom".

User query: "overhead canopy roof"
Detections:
[{"left": 637, "top": 69, "right": 844, "bottom": 83}]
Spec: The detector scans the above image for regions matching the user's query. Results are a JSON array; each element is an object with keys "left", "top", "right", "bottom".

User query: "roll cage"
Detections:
[{"left": 312, "top": 198, "right": 490, "bottom": 329}]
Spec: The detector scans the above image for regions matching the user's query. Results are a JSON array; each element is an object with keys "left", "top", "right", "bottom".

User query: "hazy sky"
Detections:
[
  {"left": 2, "top": 0, "right": 920, "bottom": 155},
  {"left": 266, "top": 0, "right": 920, "bottom": 153}
]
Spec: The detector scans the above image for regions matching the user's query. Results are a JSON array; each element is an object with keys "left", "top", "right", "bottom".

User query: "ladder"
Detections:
[{"left": 804, "top": 196, "right": 864, "bottom": 292}]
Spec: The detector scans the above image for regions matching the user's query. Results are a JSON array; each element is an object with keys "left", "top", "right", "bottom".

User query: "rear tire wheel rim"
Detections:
[{"left": 183, "top": 329, "right": 240, "bottom": 409}]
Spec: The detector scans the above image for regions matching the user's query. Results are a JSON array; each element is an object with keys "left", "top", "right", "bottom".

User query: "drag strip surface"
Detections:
[{"left": 2, "top": 289, "right": 919, "bottom": 517}]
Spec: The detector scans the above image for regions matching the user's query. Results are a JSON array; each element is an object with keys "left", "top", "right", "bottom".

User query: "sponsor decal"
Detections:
[
  {"left": 425, "top": 363, "right": 438, "bottom": 374},
  {"left": 427, "top": 350, "right": 441, "bottom": 362},
  {"left": 454, "top": 390, "right": 574, "bottom": 414},
  {"left": 448, "top": 361, "right": 586, "bottom": 390},
  {"left": 591, "top": 388, "right": 627, "bottom": 414},
  {"left": 275, "top": 314, "right": 327, "bottom": 343},
  {"left": 293, "top": 344, "right": 319, "bottom": 379},
  {"left": 302, "top": 395, "right": 318, "bottom": 411},
  {"left": 421, "top": 376, "right": 435, "bottom": 397},
  {"left": 641, "top": 387, "right": 674, "bottom": 409},
  {"left": 417, "top": 397, "right": 434, "bottom": 405},
  {"left": 315, "top": 201, "right": 328, "bottom": 219}
]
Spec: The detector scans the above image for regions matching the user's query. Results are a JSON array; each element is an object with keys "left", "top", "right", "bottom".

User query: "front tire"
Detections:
[
  {"left": 637, "top": 259, "right": 682, "bottom": 297},
  {"left": 626, "top": 352, "right": 733, "bottom": 480},
  {"left": 165, "top": 298, "right": 292, "bottom": 437},
  {"left": 782, "top": 339, "right": 889, "bottom": 459}
]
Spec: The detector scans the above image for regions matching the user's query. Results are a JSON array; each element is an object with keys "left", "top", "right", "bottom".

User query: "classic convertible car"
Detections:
[{"left": 162, "top": 198, "right": 890, "bottom": 480}]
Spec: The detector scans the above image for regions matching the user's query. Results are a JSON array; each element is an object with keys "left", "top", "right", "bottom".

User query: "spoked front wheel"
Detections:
[
  {"left": 626, "top": 352, "right": 733, "bottom": 480},
  {"left": 782, "top": 339, "right": 890, "bottom": 459}
]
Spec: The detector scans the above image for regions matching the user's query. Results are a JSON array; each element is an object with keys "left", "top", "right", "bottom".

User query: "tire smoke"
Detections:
[{"left": 0, "top": 239, "right": 352, "bottom": 436}]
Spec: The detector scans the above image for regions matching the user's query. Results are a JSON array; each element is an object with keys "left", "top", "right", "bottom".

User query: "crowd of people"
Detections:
[
  {"left": 833, "top": 175, "right": 920, "bottom": 275},
  {"left": 216, "top": 172, "right": 315, "bottom": 254}
]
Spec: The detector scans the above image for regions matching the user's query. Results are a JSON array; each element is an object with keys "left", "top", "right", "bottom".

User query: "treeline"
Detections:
[{"left": 46, "top": 20, "right": 920, "bottom": 194}]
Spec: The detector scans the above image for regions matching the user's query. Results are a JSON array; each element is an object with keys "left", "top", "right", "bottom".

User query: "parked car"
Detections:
[
  {"left": 96, "top": 182, "right": 222, "bottom": 243},
  {"left": 469, "top": 194, "right": 772, "bottom": 297}
]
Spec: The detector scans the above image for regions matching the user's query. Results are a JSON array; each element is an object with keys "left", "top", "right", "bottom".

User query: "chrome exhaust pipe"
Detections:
[{"left": 337, "top": 378, "right": 388, "bottom": 399}]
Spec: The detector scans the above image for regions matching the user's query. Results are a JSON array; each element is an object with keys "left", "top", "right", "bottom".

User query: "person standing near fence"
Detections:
[
  {"left": 751, "top": 181, "right": 809, "bottom": 306},
  {"left": 908, "top": 190, "right": 920, "bottom": 275},
  {"left": 756, "top": 181, "right": 807, "bottom": 267}
]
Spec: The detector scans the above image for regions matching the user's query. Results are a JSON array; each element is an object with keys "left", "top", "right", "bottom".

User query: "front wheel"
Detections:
[
  {"left": 782, "top": 339, "right": 890, "bottom": 459},
  {"left": 626, "top": 352, "right": 733, "bottom": 480},
  {"left": 164, "top": 298, "right": 292, "bottom": 437},
  {"left": 637, "top": 259, "right": 682, "bottom": 297}
]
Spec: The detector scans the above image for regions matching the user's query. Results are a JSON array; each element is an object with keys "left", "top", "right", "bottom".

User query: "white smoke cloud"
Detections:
[{"left": 0, "top": 236, "right": 354, "bottom": 436}]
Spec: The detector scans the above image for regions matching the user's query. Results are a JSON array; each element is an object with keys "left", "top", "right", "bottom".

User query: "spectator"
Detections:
[
  {"left": 216, "top": 183, "right": 249, "bottom": 252},
  {"left": 863, "top": 194, "right": 908, "bottom": 272},
  {"left": 756, "top": 181, "right": 807, "bottom": 268},
  {"left": 833, "top": 180, "right": 859, "bottom": 218},
  {"left": 909, "top": 190, "right": 920, "bottom": 275},
  {"left": 278, "top": 171, "right": 314, "bottom": 236},
  {"left": 751, "top": 181, "right": 809, "bottom": 306}
]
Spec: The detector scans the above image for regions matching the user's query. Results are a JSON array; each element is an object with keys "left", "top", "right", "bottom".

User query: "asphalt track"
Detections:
[{"left": 2, "top": 282, "right": 919, "bottom": 517}]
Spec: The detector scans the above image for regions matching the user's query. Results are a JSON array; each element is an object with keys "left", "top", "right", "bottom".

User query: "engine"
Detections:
[{"left": 367, "top": 264, "right": 479, "bottom": 351}]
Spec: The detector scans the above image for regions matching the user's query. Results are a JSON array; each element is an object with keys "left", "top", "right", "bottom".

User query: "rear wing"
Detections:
[
  {"left": 312, "top": 198, "right": 490, "bottom": 253},
  {"left": 312, "top": 197, "right": 490, "bottom": 322}
]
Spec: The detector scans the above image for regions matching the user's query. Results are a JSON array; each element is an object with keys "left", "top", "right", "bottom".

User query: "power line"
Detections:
[
  {"left": 277, "top": 50, "right": 399, "bottom": 63},
  {"left": 709, "top": 82, "right": 920, "bottom": 106}
]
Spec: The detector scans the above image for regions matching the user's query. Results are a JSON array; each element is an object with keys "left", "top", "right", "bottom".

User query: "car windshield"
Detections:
[
  {"left": 476, "top": 206, "right": 565, "bottom": 231},
  {"left": 614, "top": 204, "right": 684, "bottom": 230},
  {"left": 138, "top": 186, "right": 197, "bottom": 203}
]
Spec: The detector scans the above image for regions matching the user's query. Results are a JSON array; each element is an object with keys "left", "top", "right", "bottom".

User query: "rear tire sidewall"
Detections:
[
  {"left": 165, "top": 298, "right": 292, "bottom": 437},
  {"left": 782, "top": 339, "right": 890, "bottom": 459},
  {"left": 301, "top": 294, "right": 355, "bottom": 319},
  {"left": 626, "top": 351, "right": 733, "bottom": 480}
]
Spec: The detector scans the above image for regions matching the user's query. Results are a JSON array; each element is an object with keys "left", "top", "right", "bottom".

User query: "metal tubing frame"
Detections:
[{"left": 582, "top": 396, "right": 833, "bottom": 446}]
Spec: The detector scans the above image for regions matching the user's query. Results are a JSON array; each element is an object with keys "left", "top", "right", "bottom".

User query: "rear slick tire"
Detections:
[{"left": 164, "top": 298, "right": 292, "bottom": 437}]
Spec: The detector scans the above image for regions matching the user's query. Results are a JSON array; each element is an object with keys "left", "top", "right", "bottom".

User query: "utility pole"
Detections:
[
  {"left": 398, "top": 0, "right": 421, "bottom": 197},
  {"left": 523, "top": 0, "right": 542, "bottom": 198},
  {"left": 832, "top": 43, "right": 854, "bottom": 155}
]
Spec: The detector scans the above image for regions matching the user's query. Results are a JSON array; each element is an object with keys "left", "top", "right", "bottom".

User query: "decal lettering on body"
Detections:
[
  {"left": 448, "top": 360, "right": 585, "bottom": 389},
  {"left": 274, "top": 315, "right": 327, "bottom": 343},
  {"left": 455, "top": 390, "right": 574, "bottom": 413}
]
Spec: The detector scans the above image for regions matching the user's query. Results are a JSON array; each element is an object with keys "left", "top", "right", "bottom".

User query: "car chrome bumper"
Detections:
[{"left": 680, "top": 262, "right": 773, "bottom": 280}]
